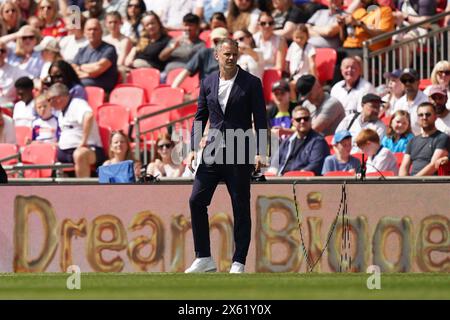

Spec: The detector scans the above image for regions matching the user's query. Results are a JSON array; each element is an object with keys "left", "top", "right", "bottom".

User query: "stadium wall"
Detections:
[{"left": 0, "top": 183, "right": 449, "bottom": 273}]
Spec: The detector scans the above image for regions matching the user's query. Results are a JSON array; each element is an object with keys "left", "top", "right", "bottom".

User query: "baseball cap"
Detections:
[
  {"left": 362, "top": 93, "right": 382, "bottom": 104},
  {"left": 383, "top": 69, "right": 402, "bottom": 79},
  {"left": 296, "top": 74, "right": 316, "bottom": 100},
  {"left": 332, "top": 130, "right": 352, "bottom": 144},
  {"left": 34, "top": 36, "right": 60, "bottom": 52},
  {"left": 210, "top": 27, "right": 229, "bottom": 41},
  {"left": 400, "top": 68, "right": 419, "bottom": 81},
  {"left": 272, "top": 79, "right": 289, "bottom": 92},
  {"left": 428, "top": 84, "right": 447, "bottom": 97}
]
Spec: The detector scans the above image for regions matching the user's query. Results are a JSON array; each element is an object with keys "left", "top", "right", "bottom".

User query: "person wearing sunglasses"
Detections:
[
  {"left": 399, "top": 102, "right": 450, "bottom": 176},
  {"left": 48, "top": 60, "right": 87, "bottom": 100},
  {"left": 232, "top": 28, "right": 264, "bottom": 80},
  {"left": 146, "top": 133, "right": 184, "bottom": 178},
  {"left": 396, "top": 68, "right": 428, "bottom": 135},
  {"left": 267, "top": 105, "right": 330, "bottom": 176},
  {"left": 424, "top": 60, "right": 450, "bottom": 110}
]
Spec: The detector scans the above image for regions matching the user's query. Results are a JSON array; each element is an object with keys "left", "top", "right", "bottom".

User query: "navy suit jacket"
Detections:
[{"left": 191, "top": 67, "right": 268, "bottom": 162}]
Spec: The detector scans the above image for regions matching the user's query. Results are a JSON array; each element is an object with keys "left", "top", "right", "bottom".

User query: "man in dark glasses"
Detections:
[
  {"left": 399, "top": 102, "right": 450, "bottom": 176},
  {"left": 267, "top": 106, "right": 329, "bottom": 176},
  {"left": 396, "top": 68, "right": 428, "bottom": 135}
]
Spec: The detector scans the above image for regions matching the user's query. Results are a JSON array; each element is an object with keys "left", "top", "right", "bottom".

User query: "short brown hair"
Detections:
[{"left": 355, "top": 128, "right": 380, "bottom": 148}]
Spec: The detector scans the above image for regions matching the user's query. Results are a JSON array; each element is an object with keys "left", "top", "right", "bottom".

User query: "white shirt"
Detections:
[
  {"left": 59, "top": 35, "right": 89, "bottom": 63},
  {"left": 367, "top": 147, "right": 399, "bottom": 175},
  {"left": 286, "top": 42, "right": 316, "bottom": 81},
  {"left": 159, "top": 0, "right": 196, "bottom": 29},
  {"left": 395, "top": 91, "right": 428, "bottom": 135},
  {"left": 435, "top": 112, "right": 450, "bottom": 136},
  {"left": 58, "top": 98, "right": 102, "bottom": 150},
  {"left": 13, "top": 100, "right": 35, "bottom": 127},
  {"left": 31, "top": 115, "right": 59, "bottom": 143},
  {"left": 253, "top": 32, "right": 282, "bottom": 69},
  {"left": 218, "top": 69, "right": 238, "bottom": 114},
  {"left": 0, "top": 114, "right": 16, "bottom": 144},
  {"left": 237, "top": 49, "right": 264, "bottom": 80},
  {"left": 0, "top": 63, "right": 29, "bottom": 106},
  {"left": 330, "top": 78, "right": 376, "bottom": 115}
]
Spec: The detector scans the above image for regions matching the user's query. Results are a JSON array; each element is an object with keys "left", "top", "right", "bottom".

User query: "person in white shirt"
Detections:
[
  {"left": 395, "top": 68, "right": 428, "bottom": 135},
  {"left": 12, "top": 76, "right": 35, "bottom": 127},
  {"left": 232, "top": 29, "right": 264, "bottom": 80},
  {"left": 0, "top": 109, "right": 16, "bottom": 144},
  {"left": 31, "top": 95, "right": 60, "bottom": 143},
  {"left": 429, "top": 85, "right": 450, "bottom": 136},
  {"left": 59, "top": 15, "right": 88, "bottom": 63},
  {"left": 380, "top": 69, "right": 404, "bottom": 117},
  {"left": 47, "top": 83, "right": 104, "bottom": 177},
  {"left": 330, "top": 56, "right": 375, "bottom": 115},
  {"left": 355, "top": 128, "right": 398, "bottom": 175},
  {"left": 335, "top": 93, "right": 386, "bottom": 153}
]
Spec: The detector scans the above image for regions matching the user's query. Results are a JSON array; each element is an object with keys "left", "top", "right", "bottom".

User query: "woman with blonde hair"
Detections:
[
  {"left": 37, "top": 0, "right": 67, "bottom": 38},
  {"left": 424, "top": 60, "right": 450, "bottom": 109},
  {"left": 8, "top": 25, "right": 44, "bottom": 78},
  {"left": 146, "top": 133, "right": 185, "bottom": 178},
  {"left": 226, "top": 0, "right": 261, "bottom": 34},
  {"left": 0, "top": 0, "right": 25, "bottom": 34}
]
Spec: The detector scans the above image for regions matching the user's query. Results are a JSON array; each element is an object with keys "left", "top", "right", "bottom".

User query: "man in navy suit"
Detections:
[{"left": 185, "top": 38, "right": 268, "bottom": 274}]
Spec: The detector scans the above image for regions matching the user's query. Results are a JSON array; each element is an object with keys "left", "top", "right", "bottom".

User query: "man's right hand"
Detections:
[{"left": 187, "top": 151, "right": 197, "bottom": 173}]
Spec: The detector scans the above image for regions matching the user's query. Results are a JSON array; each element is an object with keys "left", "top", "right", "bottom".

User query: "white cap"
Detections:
[{"left": 34, "top": 36, "right": 60, "bottom": 52}]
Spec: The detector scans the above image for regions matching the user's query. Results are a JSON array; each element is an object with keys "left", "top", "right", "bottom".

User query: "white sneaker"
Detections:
[
  {"left": 229, "top": 262, "right": 245, "bottom": 273},
  {"left": 185, "top": 257, "right": 217, "bottom": 273}
]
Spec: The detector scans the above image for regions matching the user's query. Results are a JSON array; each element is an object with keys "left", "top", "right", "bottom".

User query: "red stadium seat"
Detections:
[
  {"left": 0, "top": 143, "right": 19, "bottom": 165},
  {"left": 15, "top": 126, "right": 32, "bottom": 148},
  {"left": 166, "top": 68, "right": 200, "bottom": 94},
  {"left": 150, "top": 86, "right": 184, "bottom": 107},
  {"left": 0, "top": 107, "right": 13, "bottom": 117},
  {"left": 85, "top": 86, "right": 105, "bottom": 117},
  {"left": 323, "top": 171, "right": 355, "bottom": 176},
  {"left": 127, "top": 68, "right": 160, "bottom": 99},
  {"left": 394, "top": 152, "right": 404, "bottom": 168},
  {"left": 262, "top": 69, "right": 282, "bottom": 103},
  {"left": 97, "top": 104, "right": 130, "bottom": 134},
  {"left": 283, "top": 170, "right": 315, "bottom": 177},
  {"left": 366, "top": 171, "right": 395, "bottom": 177},
  {"left": 438, "top": 162, "right": 450, "bottom": 176},
  {"left": 352, "top": 152, "right": 364, "bottom": 163},
  {"left": 325, "top": 135, "right": 335, "bottom": 154},
  {"left": 98, "top": 125, "right": 112, "bottom": 153},
  {"left": 419, "top": 78, "right": 431, "bottom": 91},
  {"left": 20, "top": 143, "right": 57, "bottom": 178},
  {"left": 109, "top": 85, "right": 146, "bottom": 121},
  {"left": 315, "top": 48, "right": 337, "bottom": 84},
  {"left": 199, "top": 30, "right": 211, "bottom": 48},
  {"left": 132, "top": 104, "right": 170, "bottom": 142}
]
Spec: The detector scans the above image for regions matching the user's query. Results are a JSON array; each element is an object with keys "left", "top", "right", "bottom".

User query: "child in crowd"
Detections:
[
  {"left": 12, "top": 77, "right": 36, "bottom": 127},
  {"left": 381, "top": 110, "right": 414, "bottom": 153},
  {"left": 286, "top": 24, "right": 317, "bottom": 100},
  {"left": 31, "top": 95, "right": 60, "bottom": 143},
  {"left": 355, "top": 128, "right": 398, "bottom": 175},
  {"left": 322, "top": 130, "right": 361, "bottom": 175}
]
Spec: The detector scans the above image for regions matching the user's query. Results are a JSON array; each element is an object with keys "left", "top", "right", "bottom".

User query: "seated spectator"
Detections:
[
  {"left": 1, "top": 1, "right": 26, "bottom": 35},
  {"left": 17, "top": 0, "right": 38, "bottom": 21},
  {"left": 321, "top": 130, "right": 361, "bottom": 175},
  {"left": 103, "top": 11, "right": 132, "bottom": 73},
  {"left": 0, "top": 41, "right": 30, "bottom": 106},
  {"left": 146, "top": 133, "right": 185, "bottom": 177},
  {"left": 120, "top": 0, "right": 146, "bottom": 45},
  {"left": 232, "top": 28, "right": 264, "bottom": 80},
  {"left": 253, "top": 12, "right": 287, "bottom": 72},
  {"left": 429, "top": 85, "right": 450, "bottom": 136},
  {"left": 13, "top": 76, "right": 35, "bottom": 127},
  {"left": 395, "top": 68, "right": 428, "bottom": 135},
  {"left": 171, "top": 27, "right": 228, "bottom": 88},
  {"left": 424, "top": 61, "right": 450, "bottom": 110},
  {"left": 83, "top": 0, "right": 107, "bottom": 28},
  {"left": 381, "top": 110, "right": 414, "bottom": 153},
  {"left": 297, "top": 74, "right": 345, "bottom": 136},
  {"left": 72, "top": 18, "right": 118, "bottom": 94},
  {"left": 286, "top": 24, "right": 316, "bottom": 98},
  {"left": 34, "top": 36, "right": 62, "bottom": 80},
  {"left": 102, "top": 130, "right": 141, "bottom": 179},
  {"left": 272, "top": 0, "right": 307, "bottom": 41},
  {"left": 306, "top": 0, "right": 343, "bottom": 49},
  {"left": 159, "top": 13, "right": 205, "bottom": 74},
  {"left": 7, "top": 25, "right": 44, "bottom": 78},
  {"left": 266, "top": 79, "right": 296, "bottom": 136},
  {"left": 355, "top": 128, "right": 398, "bottom": 175},
  {"left": 380, "top": 69, "right": 404, "bottom": 117},
  {"left": 335, "top": 93, "right": 386, "bottom": 153},
  {"left": 226, "top": 0, "right": 261, "bottom": 34},
  {"left": 267, "top": 106, "right": 330, "bottom": 176},
  {"left": 47, "top": 83, "right": 104, "bottom": 177},
  {"left": 60, "top": 14, "right": 88, "bottom": 63},
  {"left": 37, "top": 0, "right": 67, "bottom": 38},
  {"left": 31, "top": 94, "right": 60, "bottom": 143},
  {"left": 194, "top": 0, "right": 229, "bottom": 30},
  {"left": 159, "top": 0, "right": 196, "bottom": 31},
  {"left": 208, "top": 11, "right": 228, "bottom": 30},
  {"left": 330, "top": 56, "right": 375, "bottom": 115},
  {"left": 0, "top": 107, "right": 16, "bottom": 143},
  {"left": 399, "top": 102, "right": 450, "bottom": 176},
  {"left": 124, "top": 11, "right": 171, "bottom": 71},
  {"left": 48, "top": 60, "right": 87, "bottom": 100}
]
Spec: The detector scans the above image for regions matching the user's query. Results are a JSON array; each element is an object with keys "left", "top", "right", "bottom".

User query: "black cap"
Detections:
[
  {"left": 271, "top": 79, "right": 289, "bottom": 92},
  {"left": 362, "top": 93, "right": 382, "bottom": 104},
  {"left": 400, "top": 68, "right": 419, "bottom": 81},
  {"left": 296, "top": 74, "right": 316, "bottom": 100}
]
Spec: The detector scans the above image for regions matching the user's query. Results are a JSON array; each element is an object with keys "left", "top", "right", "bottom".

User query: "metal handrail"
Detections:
[{"left": 3, "top": 162, "right": 74, "bottom": 178}]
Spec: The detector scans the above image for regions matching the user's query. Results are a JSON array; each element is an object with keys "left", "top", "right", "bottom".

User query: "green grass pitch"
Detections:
[{"left": 0, "top": 273, "right": 449, "bottom": 300}]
